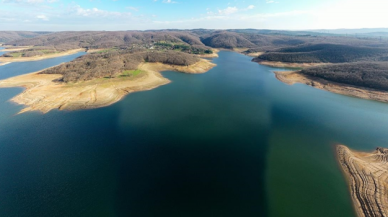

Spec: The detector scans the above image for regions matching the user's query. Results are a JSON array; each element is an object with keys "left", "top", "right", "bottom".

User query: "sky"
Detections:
[{"left": 0, "top": 0, "right": 387, "bottom": 31}]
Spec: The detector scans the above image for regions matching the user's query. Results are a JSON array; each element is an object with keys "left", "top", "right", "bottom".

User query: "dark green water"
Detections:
[{"left": 1, "top": 51, "right": 388, "bottom": 217}]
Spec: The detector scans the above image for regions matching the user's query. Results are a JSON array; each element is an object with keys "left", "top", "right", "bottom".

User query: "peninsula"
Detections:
[
  {"left": 0, "top": 50, "right": 215, "bottom": 114},
  {"left": 337, "top": 145, "right": 388, "bottom": 217},
  {"left": 253, "top": 44, "right": 388, "bottom": 102}
]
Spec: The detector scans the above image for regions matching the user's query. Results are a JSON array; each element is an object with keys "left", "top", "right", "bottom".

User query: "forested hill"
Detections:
[
  {"left": 254, "top": 44, "right": 388, "bottom": 63},
  {"left": 39, "top": 50, "right": 200, "bottom": 83},
  {"left": 300, "top": 62, "right": 388, "bottom": 91},
  {"left": 3, "top": 30, "right": 387, "bottom": 52},
  {"left": 0, "top": 31, "right": 50, "bottom": 43}
]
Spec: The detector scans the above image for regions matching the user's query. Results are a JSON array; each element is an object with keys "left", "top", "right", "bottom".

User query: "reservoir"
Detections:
[{"left": 2, "top": 51, "right": 388, "bottom": 217}]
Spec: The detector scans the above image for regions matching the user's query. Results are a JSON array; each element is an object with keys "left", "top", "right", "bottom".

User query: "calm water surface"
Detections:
[
  {"left": 1, "top": 51, "right": 388, "bottom": 217},
  {"left": 0, "top": 47, "right": 6, "bottom": 56}
]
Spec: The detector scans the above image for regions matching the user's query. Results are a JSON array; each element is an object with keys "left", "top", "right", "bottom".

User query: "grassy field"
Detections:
[
  {"left": 120, "top": 69, "right": 144, "bottom": 77},
  {"left": 96, "top": 48, "right": 117, "bottom": 54}
]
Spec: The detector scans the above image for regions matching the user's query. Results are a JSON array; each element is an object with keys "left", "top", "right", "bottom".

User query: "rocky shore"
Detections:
[{"left": 337, "top": 145, "right": 388, "bottom": 217}]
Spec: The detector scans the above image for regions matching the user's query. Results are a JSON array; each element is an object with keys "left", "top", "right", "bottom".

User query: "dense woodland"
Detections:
[
  {"left": 2, "top": 46, "right": 62, "bottom": 57},
  {"left": 0, "top": 31, "right": 50, "bottom": 43},
  {"left": 40, "top": 50, "right": 199, "bottom": 82},
  {"left": 254, "top": 44, "right": 388, "bottom": 63},
  {"left": 3, "top": 30, "right": 387, "bottom": 52},
  {"left": 300, "top": 62, "right": 388, "bottom": 91}
]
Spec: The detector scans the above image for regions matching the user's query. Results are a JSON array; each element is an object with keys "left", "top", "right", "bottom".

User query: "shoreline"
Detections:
[
  {"left": 256, "top": 60, "right": 327, "bottom": 68},
  {"left": 0, "top": 62, "right": 11, "bottom": 66},
  {"left": 0, "top": 48, "right": 85, "bottom": 62},
  {"left": 0, "top": 59, "right": 216, "bottom": 114},
  {"left": 0, "top": 46, "right": 32, "bottom": 52},
  {"left": 336, "top": 145, "right": 388, "bottom": 217},
  {"left": 272, "top": 70, "right": 388, "bottom": 103},
  {"left": 197, "top": 49, "right": 219, "bottom": 58}
]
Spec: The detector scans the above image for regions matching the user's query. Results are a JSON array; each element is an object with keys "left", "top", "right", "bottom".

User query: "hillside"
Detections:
[
  {"left": 40, "top": 50, "right": 200, "bottom": 82},
  {"left": 3, "top": 30, "right": 388, "bottom": 53},
  {"left": 300, "top": 62, "right": 388, "bottom": 91},
  {"left": 254, "top": 44, "right": 388, "bottom": 63},
  {"left": 5, "top": 31, "right": 208, "bottom": 50},
  {"left": 0, "top": 31, "right": 50, "bottom": 43},
  {"left": 201, "top": 31, "right": 256, "bottom": 49}
]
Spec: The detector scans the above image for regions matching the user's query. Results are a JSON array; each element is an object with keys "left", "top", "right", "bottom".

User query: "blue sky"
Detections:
[{"left": 0, "top": 0, "right": 387, "bottom": 31}]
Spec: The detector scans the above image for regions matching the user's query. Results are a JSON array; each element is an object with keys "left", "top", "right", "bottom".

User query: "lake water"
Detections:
[
  {"left": 2, "top": 51, "right": 388, "bottom": 217},
  {"left": 0, "top": 47, "right": 6, "bottom": 56}
]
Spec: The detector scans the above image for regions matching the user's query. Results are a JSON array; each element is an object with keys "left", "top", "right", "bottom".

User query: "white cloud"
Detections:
[
  {"left": 36, "top": 14, "right": 48, "bottom": 20},
  {"left": 0, "top": 0, "right": 388, "bottom": 31},
  {"left": 216, "top": 5, "right": 255, "bottom": 16},
  {"left": 72, "top": 5, "right": 131, "bottom": 18},
  {"left": 127, "top": 6, "right": 139, "bottom": 11},
  {"left": 218, "top": 7, "right": 238, "bottom": 15},
  {"left": 163, "top": 0, "right": 177, "bottom": 3}
]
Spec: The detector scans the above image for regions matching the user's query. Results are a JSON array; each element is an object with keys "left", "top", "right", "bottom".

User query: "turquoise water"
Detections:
[{"left": 2, "top": 51, "right": 388, "bottom": 216}]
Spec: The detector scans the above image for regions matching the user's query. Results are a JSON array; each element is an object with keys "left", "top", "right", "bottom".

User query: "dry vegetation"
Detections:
[
  {"left": 40, "top": 50, "right": 200, "bottom": 82},
  {"left": 254, "top": 44, "right": 388, "bottom": 63},
  {"left": 300, "top": 62, "right": 388, "bottom": 91},
  {"left": 0, "top": 31, "right": 50, "bottom": 43},
  {"left": 3, "top": 29, "right": 388, "bottom": 94}
]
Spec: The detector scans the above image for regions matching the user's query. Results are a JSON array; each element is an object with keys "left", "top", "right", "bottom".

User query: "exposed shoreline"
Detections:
[
  {"left": 273, "top": 70, "right": 388, "bottom": 103},
  {"left": 255, "top": 60, "right": 327, "bottom": 68},
  {"left": 197, "top": 49, "right": 219, "bottom": 58},
  {"left": 337, "top": 145, "right": 388, "bottom": 217},
  {"left": 0, "top": 62, "right": 11, "bottom": 66},
  {"left": 0, "top": 46, "right": 32, "bottom": 52},
  {"left": 0, "top": 59, "right": 216, "bottom": 114},
  {"left": 0, "top": 48, "right": 85, "bottom": 62}
]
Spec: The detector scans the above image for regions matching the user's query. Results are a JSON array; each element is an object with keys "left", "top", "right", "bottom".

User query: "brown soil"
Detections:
[{"left": 337, "top": 145, "right": 388, "bottom": 217}]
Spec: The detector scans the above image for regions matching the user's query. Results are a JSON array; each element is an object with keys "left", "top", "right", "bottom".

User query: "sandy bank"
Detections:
[
  {"left": 0, "top": 62, "right": 11, "bottom": 66},
  {"left": 0, "top": 48, "right": 85, "bottom": 62},
  {"left": 245, "top": 52, "right": 264, "bottom": 57},
  {"left": 273, "top": 70, "right": 388, "bottom": 103},
  {"left": 0, "top": 59, "right": 215, "bottom": 114},
  {"left": 197, "top": 49, "right": 219, "bottom": 58},
  {"left": 231, "top": 48, "right": 263, "bottom": 57},
  {"left": 337, "top": 145, "right": 388, "bottom": 217},
  {"left": 257, "top": 60, "right": 327, "bottom": 68},
  {"left": 0, "top": 46, "right": 32, "bottom": 52}
]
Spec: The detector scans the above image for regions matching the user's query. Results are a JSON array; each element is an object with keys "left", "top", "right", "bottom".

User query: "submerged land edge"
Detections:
[{"left": 336, "top": 145, "right": 388, "bottom": 217}]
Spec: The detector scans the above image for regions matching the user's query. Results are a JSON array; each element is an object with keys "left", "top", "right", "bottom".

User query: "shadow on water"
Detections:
[
  {"left": 3, "top": 51, "right": 388, "bottom": 216},
  {"left": 114, "top": 52, "right": 271, "bottom": 217}
]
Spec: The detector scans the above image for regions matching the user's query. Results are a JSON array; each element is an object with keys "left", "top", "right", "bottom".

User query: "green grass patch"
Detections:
[
  {"left": 40, "top": 50, "right": 58, "bottom": 54},
  {"left": 11, "top": 53, "right": 22, "bottom": 57},
  {"left": 97, "top": 48, "right": 117, "bottom": 54},
  {"left": 120, "top": 69, "right": 144, "bottom": 77}
]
